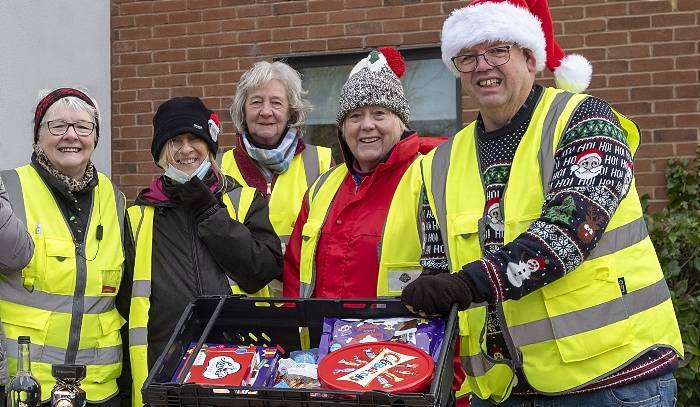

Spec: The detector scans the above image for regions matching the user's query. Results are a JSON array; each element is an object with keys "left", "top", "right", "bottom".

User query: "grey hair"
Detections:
[
  {"left": 229, "top": 61, "right": 312, "bottom": 138},
  {"left": 35, "top": 87, "right": 101, "bottom": 131}
]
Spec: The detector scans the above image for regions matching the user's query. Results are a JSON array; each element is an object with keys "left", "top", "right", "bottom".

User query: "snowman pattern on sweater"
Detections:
[{"left": 505, "top": 253, "right": 545, "bottom": 287}]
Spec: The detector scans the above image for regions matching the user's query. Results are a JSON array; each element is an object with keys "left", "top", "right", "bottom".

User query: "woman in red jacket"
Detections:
[{"left": 283, "top": 47, "right": 443, "bottom": 299}]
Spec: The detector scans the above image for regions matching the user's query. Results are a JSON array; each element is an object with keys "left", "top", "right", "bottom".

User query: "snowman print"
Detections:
[{"left": 506, "top": 253, "right": 545, "bottom": 287}]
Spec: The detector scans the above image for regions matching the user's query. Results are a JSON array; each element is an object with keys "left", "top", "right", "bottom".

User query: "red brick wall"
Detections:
[{"left": 111, "top": 0, "right": 699, "bottom": 211}]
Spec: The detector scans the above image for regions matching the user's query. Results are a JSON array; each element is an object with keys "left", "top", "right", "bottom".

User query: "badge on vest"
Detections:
[
  {"left": 618, "top": 277, "right": 627, "bottom": 295},
  {"left": 387, "top": 269, "right": 422, "bottom": 293}
]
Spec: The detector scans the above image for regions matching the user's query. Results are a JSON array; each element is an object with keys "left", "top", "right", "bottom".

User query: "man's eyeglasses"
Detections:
[
  {"left": 42, "top": 120, "right": 96, "bottom": 137},
  {"left": 451, "top": 44, "right": 515, "bottom": 73}
]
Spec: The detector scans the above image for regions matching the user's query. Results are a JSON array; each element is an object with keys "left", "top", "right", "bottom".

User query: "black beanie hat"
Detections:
[{"left": 151, "top": 96, "right": 220, "bottom": 165}]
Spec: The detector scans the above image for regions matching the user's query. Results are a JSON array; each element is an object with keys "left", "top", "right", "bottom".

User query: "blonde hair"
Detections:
[{"left": 157, "top": 141, "right": 227, "bottom": 189}]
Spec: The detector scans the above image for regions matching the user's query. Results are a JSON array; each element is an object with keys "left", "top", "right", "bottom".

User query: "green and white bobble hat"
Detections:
[{"left": 336, "top": 47, "right": 410, "bottom": 126}]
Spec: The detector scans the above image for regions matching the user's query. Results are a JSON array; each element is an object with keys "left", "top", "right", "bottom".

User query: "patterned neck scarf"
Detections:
[
  {"left": 242, "top": 127, "right": 298, "bottom": 181},
  {"left": 32, "top": 143, "right": 95, "bottom": 192}
]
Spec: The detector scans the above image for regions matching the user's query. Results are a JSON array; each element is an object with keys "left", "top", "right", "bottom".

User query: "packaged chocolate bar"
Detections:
[
  {"left": 317, "top": 316, "right": 445, "bottom": 363},
  {"left": 171, "top": 343, "right": 239, "bottom": 382},
  {"left": 181, "top": 345, "right": 258, "bottom": 386},
  {"left": 248, "top": 347, "right": 281, "bottom": 388},
  {"left": 173, "top": 344, "right": 281, "bottom": 389},
  {"left": 273, "top": 359, "right": 321, "bottom": 389}
]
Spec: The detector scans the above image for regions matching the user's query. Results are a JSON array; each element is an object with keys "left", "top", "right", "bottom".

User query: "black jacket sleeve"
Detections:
[{"left": 197, "top": 189, "right": 283, "bottom": 294}]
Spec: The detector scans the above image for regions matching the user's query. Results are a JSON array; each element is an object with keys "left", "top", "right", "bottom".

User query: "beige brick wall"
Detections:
[{"left": 111, "top": 0, "right": 700, "bottom": 210}]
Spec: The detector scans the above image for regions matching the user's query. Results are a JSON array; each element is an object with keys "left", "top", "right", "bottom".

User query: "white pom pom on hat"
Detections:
[{"left": 441, "top": 0, "right": 592, "bottom": 93}]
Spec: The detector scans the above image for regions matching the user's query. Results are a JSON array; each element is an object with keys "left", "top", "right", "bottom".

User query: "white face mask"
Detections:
[{"left": 164, "top": 160, "right": 211, "bottom": 184}]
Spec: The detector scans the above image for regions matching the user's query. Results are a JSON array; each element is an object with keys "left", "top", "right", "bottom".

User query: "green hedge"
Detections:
[{"left": 642, "top": 144, "right": 700, "bottom": 407}]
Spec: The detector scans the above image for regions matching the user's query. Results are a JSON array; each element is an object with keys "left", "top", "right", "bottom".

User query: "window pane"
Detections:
[
  {"left": 403, "top": 58, "right": 459, "bottom": 137},
  {"left": 297, "top": 51, "right": 458, "bottom": 164}
]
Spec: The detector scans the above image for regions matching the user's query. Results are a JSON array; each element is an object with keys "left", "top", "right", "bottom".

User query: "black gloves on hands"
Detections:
[
  {"left": 401, "top": 271, "right": 477, "bottom": 316},
  {"left": 180, "top": 176, "right": 219, "bottom": 219}
]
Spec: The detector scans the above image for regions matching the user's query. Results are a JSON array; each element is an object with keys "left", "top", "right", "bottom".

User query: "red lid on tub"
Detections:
[{"left": 317, "top": 342, "right": 434, "bottom": 394}]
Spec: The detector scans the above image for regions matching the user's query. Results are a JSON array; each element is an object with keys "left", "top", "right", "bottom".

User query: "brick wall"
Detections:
[{"left": 111, "top": 0, "right": 699, "bottom": 211}]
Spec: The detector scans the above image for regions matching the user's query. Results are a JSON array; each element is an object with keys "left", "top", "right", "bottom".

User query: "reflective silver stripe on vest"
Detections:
[
  {"left": 461, "top": 353, "right": 512, "bottom": 378},
  {"left": 310, "top": 165, "right": 339, "bottom": 202},
  {"left": 0, "top": 277, "right": 115, "bottom": 314},
  {"left": 131, "top": 206, "right": 146, "bottom": 245},
  {"left": 427, "top": 138, "right": 456, "bottom": 271},
  {"left": 130, "top": 327, "right": 148, "bottom": 347},
  {"left": 538, "top": 91, "right": 577, "bottom": 195},
  {"left": 225, "top": 188, "right": 243, "bottom": 290},
  {"left": 131, "top": 279, "right": 151, "bottom": 298},
  {"left": 2, "top": 169, "right": 126, "bottom": 252},
  {"left": 508, "top": 278, "right": 670, "bottom": 348},
  {"left": 0, "top": 170, "right": 26, "bottom": 225},
  {"left": 6, "top": 338, "right": 122, "bottom": 366},
  {"left": 461, "top": 277, "right": 672, "bottom": 376},
  {"left": 109, "top": 180, "right": 126, "bottom": 252},
  {"left": 588, "top": 217, "right": 648, "bottom": 260},
  {"left": 226, "top": 187, "right": 243, "bottom": 215},
  {"left": 301, "top": 145, "right": 321, "bottom": 187},
  {"left": 299, "top": 276, "right": 313, "bottom": 298}
]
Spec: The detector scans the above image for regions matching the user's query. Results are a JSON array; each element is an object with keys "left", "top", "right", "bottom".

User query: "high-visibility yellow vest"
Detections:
[
  {"left": 220, "top": 144, "right": 333, "bottom": 246},
  {"left": 127, "top": 186, "right": 266, "bottom": 407},
  {"left": 421, "top": 88, "right": 683, "bottom": 402},
  {"left": 0, "top": 166, "right": 126, "bottom": 403},
  {"left": 299, "top": 157, "right": 423, "bottom": 298}
]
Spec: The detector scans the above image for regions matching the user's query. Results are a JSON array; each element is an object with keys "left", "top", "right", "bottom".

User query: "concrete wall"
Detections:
[{"left": 0, "top": 1, "right": 111, "bottom": 175}]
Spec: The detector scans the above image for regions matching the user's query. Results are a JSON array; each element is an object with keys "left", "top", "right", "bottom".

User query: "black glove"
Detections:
[
  {"left": 401, "top": 272, "right": 476, "bottom": 316},
  {"left": 180, "top": 176, "right": 219, "bottom": 219}
]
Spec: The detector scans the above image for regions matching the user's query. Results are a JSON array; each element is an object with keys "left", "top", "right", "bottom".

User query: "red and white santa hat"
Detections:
[
  {"left": 529, "top": 257, "right": 546, "bottom": 270},
  {"left": 575, "top": 148, "right": 602, "bottom": 164},
  {"left": 441, "top": 0, "right": 592, "bottom": 93},
  {"left": 486, "top": 197, "right": 500, "bottom": 214}
]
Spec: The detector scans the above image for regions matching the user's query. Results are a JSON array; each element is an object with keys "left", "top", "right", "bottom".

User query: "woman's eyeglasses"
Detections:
[{"left": 42, "top": 120, "right": 96, "bottom": 137}]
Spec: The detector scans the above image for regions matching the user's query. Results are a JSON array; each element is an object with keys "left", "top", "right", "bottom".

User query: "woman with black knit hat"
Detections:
[
  {"left": 116, "top": 96, "right": 282, "bottom": 407},
  {"left": 282, "top": 47, "right": 443, "bottom": 299},
  {"left": 0, "top": 87, "right": 130, "bottom": 407}
]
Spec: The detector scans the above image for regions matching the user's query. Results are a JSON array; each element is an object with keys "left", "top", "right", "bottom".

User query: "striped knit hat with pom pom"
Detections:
[{"left": 336, "top": 47, "right": 410, "bottom": 126}]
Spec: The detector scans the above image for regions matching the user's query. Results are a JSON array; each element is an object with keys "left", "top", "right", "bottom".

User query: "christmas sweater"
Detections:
[{"left": 420, "top": 84, "right": 677, "bottom": 394}]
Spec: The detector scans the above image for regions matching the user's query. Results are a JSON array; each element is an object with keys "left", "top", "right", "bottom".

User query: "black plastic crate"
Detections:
[{"left": 143, "top": 296, "right": 458, "bottom": 407}]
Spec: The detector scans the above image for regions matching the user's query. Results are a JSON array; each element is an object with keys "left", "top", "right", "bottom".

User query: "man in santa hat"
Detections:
[{"left": 400, "top": 0, "right": 682, "bottom": 405}]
